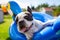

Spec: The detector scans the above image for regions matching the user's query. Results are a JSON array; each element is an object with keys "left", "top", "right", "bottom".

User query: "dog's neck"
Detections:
[{"left": 25, "top": 23, "right": 33, "bottom": 32}]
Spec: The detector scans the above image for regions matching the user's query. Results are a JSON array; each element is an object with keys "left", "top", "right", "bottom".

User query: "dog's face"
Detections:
[{"left": 15, "top": 6, "right": 33, "bottom": 33}]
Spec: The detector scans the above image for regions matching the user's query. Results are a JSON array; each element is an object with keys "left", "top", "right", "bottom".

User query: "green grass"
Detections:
[{"left": 0, "top": 15, "right": 13, "bottom": 40}]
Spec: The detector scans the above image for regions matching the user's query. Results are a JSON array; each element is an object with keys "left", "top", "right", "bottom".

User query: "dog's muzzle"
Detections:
[
  {"left": 19, "top": 20, "right": 33, "bottom": 32},
  {"left": 19, "top": 20, "right": 28, "bottom": 32},
  {"left": 19, "top": 20, "right": 26, "bottom": 30}
]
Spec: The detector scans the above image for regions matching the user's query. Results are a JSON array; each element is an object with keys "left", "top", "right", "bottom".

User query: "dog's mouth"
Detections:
[{"left": 20, "top": 27, "right": 27, "bottom": 32}]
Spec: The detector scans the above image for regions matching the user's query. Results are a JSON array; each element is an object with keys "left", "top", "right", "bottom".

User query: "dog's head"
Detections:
[{"left": 15, "top": 6, "right": 33, "bottom": 33}]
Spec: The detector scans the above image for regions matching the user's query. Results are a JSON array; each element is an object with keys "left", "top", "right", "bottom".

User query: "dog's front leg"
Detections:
[
  {"left": 34, "top": 19, "right": 56, "bottom": 30},
  {"left": 43, "top": 19, "right": 56, "bottom": 27}
]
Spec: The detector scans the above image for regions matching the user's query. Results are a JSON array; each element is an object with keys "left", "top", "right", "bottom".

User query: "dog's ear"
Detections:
[
  {"left": 27, "top": 6, "right": 32, "bottom": 14},
  {"left": 15, "top": 16, "right": 18, "bottom": 23}
]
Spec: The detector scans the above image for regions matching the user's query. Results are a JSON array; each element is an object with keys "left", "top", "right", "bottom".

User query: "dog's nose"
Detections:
[{"left": 19, "top": 20, "right": 24, "bottom": 25}]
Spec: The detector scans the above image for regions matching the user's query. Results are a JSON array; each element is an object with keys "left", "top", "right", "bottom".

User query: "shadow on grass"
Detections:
[
  {"left": 6, "top": 37, "right": 11, "bottom": 40},
  {"left": 0, "top": 21, "right": 5, "bottom": 24}
]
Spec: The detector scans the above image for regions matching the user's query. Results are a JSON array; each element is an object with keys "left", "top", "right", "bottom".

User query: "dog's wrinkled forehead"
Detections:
[
  {"left": 16, "top": 12, "right": 30, "bottom": 18},
  {"left": 15, "top": 12, "right": 30, "bottom": 22},
  {"left": 25, "top": 11, "right": 31, "bottom": 14}
]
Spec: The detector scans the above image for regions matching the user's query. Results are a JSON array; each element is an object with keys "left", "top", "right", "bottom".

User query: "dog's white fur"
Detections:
[{"left": 15, "top": 12, "right": 56, "bottom": 40}]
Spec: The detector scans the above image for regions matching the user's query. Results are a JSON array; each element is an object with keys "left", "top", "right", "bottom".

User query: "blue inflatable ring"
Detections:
[
  {"left": 9, "top": 1, "right": 22, "bottom": 20},
  {"left": 9, "top": 12, "right": 60, "bottom": 40}
]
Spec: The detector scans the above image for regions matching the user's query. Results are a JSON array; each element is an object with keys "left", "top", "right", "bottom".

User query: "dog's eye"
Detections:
[
  {"left": 24, "top": 16, "right": 33, "bottom": 21},
  {"left": 24, "top": 16, "right": 28, "bottom": 19}
]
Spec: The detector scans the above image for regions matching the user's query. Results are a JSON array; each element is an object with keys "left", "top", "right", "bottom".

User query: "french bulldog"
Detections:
[{"left": 15, "top": 6, "right": 56, "bottom": 40}]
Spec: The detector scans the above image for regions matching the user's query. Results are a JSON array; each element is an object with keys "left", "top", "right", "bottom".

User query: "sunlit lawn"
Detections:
[{"left": 0, "top": 15, "right": 13, "bottom": 40}]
